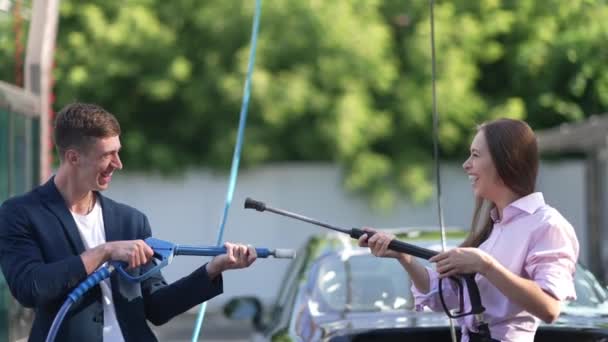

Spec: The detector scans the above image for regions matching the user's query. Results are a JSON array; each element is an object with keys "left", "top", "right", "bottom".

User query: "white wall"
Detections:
[{"left": 105, "top": 160, "right": 586, "bottom": 310}]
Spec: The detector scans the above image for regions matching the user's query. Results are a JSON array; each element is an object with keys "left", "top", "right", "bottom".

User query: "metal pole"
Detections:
[
  {"left": 24, "top": 0, "right": 60, "bottom": 184},
  {"left": 586, "top": 149, "right": 606, "bottom": 283}
]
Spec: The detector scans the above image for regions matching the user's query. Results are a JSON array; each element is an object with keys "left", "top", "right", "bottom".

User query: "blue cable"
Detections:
[{"left": 191, "top": 0, "right": 263, "bottom": 340}]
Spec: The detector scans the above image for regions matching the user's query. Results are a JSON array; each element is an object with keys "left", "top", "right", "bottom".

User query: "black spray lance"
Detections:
[{"left": 244, "top": 198, "right": 493, "bottom": 340}]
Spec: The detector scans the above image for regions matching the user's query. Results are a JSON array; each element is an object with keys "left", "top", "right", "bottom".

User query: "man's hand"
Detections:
[
  {"left": 81, "top": 239, "right": 154, "bottom": 274},
  {"left": 205, "top": 242, "right": 257, "bottom": 279},
  {"left": 105, "top": 240, "right": 154, "bottom": 269}
]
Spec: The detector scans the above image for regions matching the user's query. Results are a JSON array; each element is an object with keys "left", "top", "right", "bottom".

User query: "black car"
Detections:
[{"left": 225, "top": 230, "right": 608, "bottom": 342}]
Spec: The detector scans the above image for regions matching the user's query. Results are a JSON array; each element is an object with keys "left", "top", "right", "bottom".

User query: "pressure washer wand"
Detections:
[
  {"left": 243, "top": 197, "right": 486, "bottom": 319},
  {"left": 47, "top": 238, "right": 295, "bottom": 342},
  {"left": 114, "top": 237, "right": 296, "bottom": 283},
  {"left": 173, "top": 245, "right": 295, "bottom": 259},
  {"left": 244, "top": 198, "right": 437, "bottom": 260}
]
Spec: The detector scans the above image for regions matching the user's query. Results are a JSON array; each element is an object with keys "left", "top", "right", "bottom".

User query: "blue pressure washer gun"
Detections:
[
  {"left": 46, "top": 238, "right": 295, "bottom": 342},
  {"left": 244, "top": 198, "right": 494, "bottom": 341}
]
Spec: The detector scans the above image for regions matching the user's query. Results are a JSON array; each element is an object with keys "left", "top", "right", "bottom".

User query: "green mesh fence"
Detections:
[{"left": 0, "top": 104, "right": 40, "bottom": 342}]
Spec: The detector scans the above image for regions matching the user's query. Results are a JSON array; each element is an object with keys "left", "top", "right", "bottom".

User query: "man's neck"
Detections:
[{"left": 54, "top": 166, "right": 95, "bottom": 215}]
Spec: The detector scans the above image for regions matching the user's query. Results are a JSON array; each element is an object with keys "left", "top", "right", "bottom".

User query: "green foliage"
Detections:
[
  {"left": 0, "top": 19, "right": 16, "bottom": 84},
  {"left": 0, "top": 1, "right": 32, "bottom": 86},
  {"left": 11, "top": 0, "right": 608, "bottom": 209}
]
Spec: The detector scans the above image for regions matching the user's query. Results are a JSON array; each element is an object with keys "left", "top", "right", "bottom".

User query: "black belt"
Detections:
[{"left": 468, "top": 331, "right": 500, "bottom": 342}]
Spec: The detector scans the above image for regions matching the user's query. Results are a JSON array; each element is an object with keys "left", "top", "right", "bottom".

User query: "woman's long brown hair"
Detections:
[{"left": 460, "top": 119, "right": 539, "bottom": 248}]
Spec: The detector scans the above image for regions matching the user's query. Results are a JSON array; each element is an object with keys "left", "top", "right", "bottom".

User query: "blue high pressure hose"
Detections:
[
  {"left": 45, "top": 239, "right": 295, "bottom": 342},
  {"left": 191, "top": 0, "right": 263, "bottom": 341},
  {"left": 45, "top": 265, "right": 115, "bottom": 342}
]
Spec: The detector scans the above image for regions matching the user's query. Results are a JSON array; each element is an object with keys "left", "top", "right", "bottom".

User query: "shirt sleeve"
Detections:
[
  {"left": 411, "top": 266, "right": 462, "bottom": 312},
  {"left": 524, "top": 219, "right": 579, "bottom": 301}
]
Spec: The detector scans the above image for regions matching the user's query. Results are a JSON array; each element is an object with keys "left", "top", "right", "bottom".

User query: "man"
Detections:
[{"left": 0, "top": 103, "right": 257, "bottom": 341}]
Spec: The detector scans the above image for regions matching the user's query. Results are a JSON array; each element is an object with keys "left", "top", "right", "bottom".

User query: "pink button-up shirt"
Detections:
[{"left": 412, "top": 192, "right": 579, "bottom": 342}]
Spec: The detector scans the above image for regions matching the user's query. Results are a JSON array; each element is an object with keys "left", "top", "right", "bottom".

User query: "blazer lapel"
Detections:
[
  {"left": 38, "top": 177, "right": 86, "bottom": 254},
  {"left": 98, "top": 193, "right": 120, "bottom": 242}
]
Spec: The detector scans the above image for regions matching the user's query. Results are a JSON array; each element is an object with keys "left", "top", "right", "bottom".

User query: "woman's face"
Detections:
[{"left": 462, "top": 130, "right": 502, "bottom": 200}]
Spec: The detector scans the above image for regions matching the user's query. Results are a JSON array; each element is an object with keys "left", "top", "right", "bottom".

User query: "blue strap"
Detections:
[{"left": 191, "top": 0, "right": 263, "bottom": 340}]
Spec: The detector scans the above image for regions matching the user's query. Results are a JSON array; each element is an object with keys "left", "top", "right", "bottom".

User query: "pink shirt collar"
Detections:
[{"left": 490, "top": 192, "right": 545, "bottom": 224}]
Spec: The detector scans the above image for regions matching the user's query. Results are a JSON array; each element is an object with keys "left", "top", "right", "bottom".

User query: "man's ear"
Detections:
[{"left": 65, "top": 149, "right": 80, "bottom": 165}]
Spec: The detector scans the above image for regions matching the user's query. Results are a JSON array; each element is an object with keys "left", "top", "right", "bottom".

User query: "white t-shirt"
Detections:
[{"left": 71, "top": 196, "right": 125, "bottom": 342}]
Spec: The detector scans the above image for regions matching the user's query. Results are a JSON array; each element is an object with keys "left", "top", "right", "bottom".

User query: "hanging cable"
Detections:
[
  {"left": 429, "top": 1, "right": 458, "bottom": 342},
  {"left": 190, "top": 0, "right": 263, "bottom": 341}
]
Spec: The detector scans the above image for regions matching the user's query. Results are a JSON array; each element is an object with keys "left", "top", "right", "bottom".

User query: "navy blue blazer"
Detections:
[{"left": 0, "top": 178, "right": 223, "bottom": 341}]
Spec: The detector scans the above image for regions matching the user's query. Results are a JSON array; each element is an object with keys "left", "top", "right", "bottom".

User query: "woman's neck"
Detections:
[{"left": 492, "top": 190, "right": 522, "bottom": 220}]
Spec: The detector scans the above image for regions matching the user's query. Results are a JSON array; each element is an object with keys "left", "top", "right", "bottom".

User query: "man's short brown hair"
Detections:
[{"left": 54, "top": 103, "right": 121, "bottom": 158}]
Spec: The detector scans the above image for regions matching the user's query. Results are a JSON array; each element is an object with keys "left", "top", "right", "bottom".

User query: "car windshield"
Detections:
[{"left": 314, "top": 253, "right": 414, "bottom": 312}]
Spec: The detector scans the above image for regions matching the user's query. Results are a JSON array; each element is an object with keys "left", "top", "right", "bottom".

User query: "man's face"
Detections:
[{"left": 75, "top": 135, "right": 123, "bottom": 191}]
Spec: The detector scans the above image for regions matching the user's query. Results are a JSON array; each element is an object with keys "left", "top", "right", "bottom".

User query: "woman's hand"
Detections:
[
  {"left": 429, "top": 247, "right": 495, "bottom": 278},
  {"left": 358, "top": 227, "right": 412, "bottom": 263}
]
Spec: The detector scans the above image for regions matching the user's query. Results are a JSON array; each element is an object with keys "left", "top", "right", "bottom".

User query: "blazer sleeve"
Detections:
[
  {"left": 138, "top": 215, "right": 224, "bottom": 325},
  {"left": 0, "top": 200, "right": 87, "bottom": 307}
]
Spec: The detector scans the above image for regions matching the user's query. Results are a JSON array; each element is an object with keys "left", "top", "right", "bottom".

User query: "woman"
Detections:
[{"left": 359, "top": 118, "right": 579, "bottom": 342}]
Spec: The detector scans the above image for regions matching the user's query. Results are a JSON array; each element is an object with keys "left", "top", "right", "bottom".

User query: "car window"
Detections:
[
  {"left": 264, "top": 236, "right": 326, "bottom": 337},
  {"left": 265, "top": 243, "right": 309, "bottom": 329},
  {"left": 314, "top": 254, "right": 413, "bottom": 312},
  {"left": 567, "top": 264, "right": 608, "bottom": 308}
]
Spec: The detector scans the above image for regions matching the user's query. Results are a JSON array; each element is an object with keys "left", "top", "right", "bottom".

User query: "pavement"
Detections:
[
  {"left": 151, "top": 311, "right": 254, "bottom": 342},
  {"left": 5, "top": 303, "right": 253, "bottom": 342}
]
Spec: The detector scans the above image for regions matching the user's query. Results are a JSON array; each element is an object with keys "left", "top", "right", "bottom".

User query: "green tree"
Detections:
[
  {"left": 0, "top": 1, "right": 31, "bottom": 87},
  {"left": 46, "top": 0, "right": 608, "bottom": 209}
]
